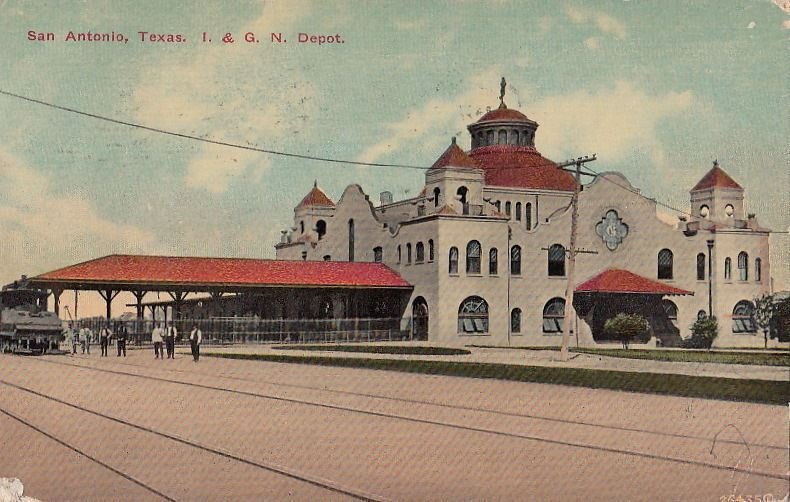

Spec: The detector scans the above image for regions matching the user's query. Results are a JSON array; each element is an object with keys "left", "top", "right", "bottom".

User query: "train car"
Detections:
[{"left": 0, "top": 276, "right": 63, "bottom": 354}]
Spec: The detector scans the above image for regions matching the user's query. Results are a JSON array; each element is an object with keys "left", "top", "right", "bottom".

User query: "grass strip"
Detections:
[
  {"left": 205, "top": 353, "right": 789, "bottom": 405},
  {"left": 467, "top": 345, "right": 790, "bottom": 366},
  {"left": 271, "top": 345, "right": 470, "bottom": 356}
]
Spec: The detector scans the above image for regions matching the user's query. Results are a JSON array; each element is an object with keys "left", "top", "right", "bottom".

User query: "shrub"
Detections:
[
  {"left": 683, "top": 315, "right": 719, "bottom": 350},
  {"left": 604, "top": 313, "right": 649, "bottom": 349}
]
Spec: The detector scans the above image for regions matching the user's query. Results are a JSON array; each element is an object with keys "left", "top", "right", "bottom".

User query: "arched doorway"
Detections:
[{"left": 412, "top": 297, "right": 429, "bottom": 340}]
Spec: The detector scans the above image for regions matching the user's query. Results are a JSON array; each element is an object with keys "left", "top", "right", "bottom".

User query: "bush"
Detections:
[
  {"left": 604, "top": 313, "right": 649, "bottom": 349},
  {"left": 683, "top": 316, "right": 719, "bottom": 349}
]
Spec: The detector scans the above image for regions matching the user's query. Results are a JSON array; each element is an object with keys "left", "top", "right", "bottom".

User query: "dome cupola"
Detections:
[{"left": 467, "top": 77, "right": 539, "bottom": 149}]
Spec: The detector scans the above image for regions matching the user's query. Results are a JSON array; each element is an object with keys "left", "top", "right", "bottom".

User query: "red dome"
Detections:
[
  {"left": 477, "top": 107, "right": 531, "bottom": 123},
  {"left": 469, "top": 145, "right": 575, "bottom": 191}
]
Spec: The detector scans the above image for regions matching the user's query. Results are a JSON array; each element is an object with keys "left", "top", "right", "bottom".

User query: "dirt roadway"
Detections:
[{"left": 0, "top": 351, "right": 787, "bottom": 501}]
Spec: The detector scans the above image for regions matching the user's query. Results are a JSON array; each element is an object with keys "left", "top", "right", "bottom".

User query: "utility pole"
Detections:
[{"left": 557, "top": 155, "right": 597, "bottom": 362}]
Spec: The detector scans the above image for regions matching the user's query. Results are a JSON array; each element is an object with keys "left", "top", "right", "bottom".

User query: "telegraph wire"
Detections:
[
  {"left": 0, "top": 89, "right": 428, "bottom": 171},
  {"left": 1, "top": 88, "right": 785, "bottom": 233}
]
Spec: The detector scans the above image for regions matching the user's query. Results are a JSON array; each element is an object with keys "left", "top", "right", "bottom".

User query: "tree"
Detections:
[
  {"left": 687, "top": 315, "right": 719, "bottom": 350},
  {"left": 604, "top": 313, "right": 648, "bottom": 349},
  {"left": 753, "top": 294, "right": 778, "bottom": 349}
]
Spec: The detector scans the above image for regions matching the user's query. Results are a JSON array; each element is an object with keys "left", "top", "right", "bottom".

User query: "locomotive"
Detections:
[{"left": 0, "top": 276, "right": 63, "bottom": 354}]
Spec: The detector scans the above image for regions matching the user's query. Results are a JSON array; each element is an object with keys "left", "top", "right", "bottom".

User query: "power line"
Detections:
[
  {"left": 0, "top": 89, "right": 430, "bottom": 171},
  {"left": 2, "top": 88, "right": 785, "bottom": 234}
]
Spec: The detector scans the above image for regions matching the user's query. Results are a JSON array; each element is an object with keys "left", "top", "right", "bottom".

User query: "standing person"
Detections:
[
  {"left": 86, "top": 327, "right": 93, "bottom": 354},
  {"left": 71, "top": 324, "right": 79, "bottom": 354},
  {"left": 79, "top": 326, "right": 89, "bottom": 354},
  {"left": 116, "top": 323, "right": 128, "bottom": 357},
  {"left": 165, "top": 323, "right": 177, "bottom": 359},
  {"left": 99, "top": 324, "right": 111, "bottom": 357},
  {"left": 151, "top": 323, "right": 164, "bottom": 359},
  {"left": 63, "top": 324, "right": 74, "bottom": 354},
  {"left": 189, "top": 324, "right": 202, "bottom": 362}
]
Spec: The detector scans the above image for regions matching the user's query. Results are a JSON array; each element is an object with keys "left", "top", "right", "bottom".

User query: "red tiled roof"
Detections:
[
  {"left": 297, "top": 184, "right": 335, "bottom": 208},
  {"left": 477, "top": 107, "right": 530, "bottom": 123},
  {"left": 575, "top": 269, "right": 693, "bottom": 295},
  {"left": 431, "top": 142, "right": 479, "bottom": 169},
  {"left": 32, "top": 255, "right": 411, "bottom": 289},
  {"left": 469, "top": 145, "right": 576, "bottom": 191},
  {"left": 691, "top": 165, "right": 742, "bottom": 191}
]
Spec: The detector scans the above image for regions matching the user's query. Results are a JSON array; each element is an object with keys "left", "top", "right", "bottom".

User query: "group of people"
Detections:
[
  {"left": 62, "top": 322, "right": 203, "bottom": 361},
  {"left": 150, "top": 323, "right": 203, "bottom": 361}
]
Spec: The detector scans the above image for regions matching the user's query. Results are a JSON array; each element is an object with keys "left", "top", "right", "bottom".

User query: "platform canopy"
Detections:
[
  {"left": 28, "top": 254, "right": 412, "bottom": 292},
  {"left": 575, "top": 268, "right": 693, "bottom": 296}
]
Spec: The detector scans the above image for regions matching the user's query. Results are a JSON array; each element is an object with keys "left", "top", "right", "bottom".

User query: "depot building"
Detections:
[{"left": 275, "top": 90, "right": 778, "bottom": 348}]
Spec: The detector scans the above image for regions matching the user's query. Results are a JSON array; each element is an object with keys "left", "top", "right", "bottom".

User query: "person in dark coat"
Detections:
[
  {"left": 165, "top": 324, "right": 177, "bottom": 359},
  {"left": 116, "top": 323, "right": 128, "bottom": 357},
  {"left": 189, "top": 324, "right": 202, "bottom": 362},
  {"left": 99, "top": 324, "right": 111, "bottom": 357}
]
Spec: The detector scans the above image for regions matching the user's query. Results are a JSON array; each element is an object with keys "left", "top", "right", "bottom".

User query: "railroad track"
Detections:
[
  {"left": 13, "top": 356, "right": 789, "bottom": 483},
  {"left": 35, "top": 355, "right": 789, "bottom": 452},
  {"left": 0, "top": 378, "right": 389, "bottom": 501}
]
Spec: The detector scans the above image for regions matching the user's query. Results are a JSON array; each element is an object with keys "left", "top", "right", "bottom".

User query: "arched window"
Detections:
[
  {"left": 323, "top": 255, "right": 331, "bottom": 261},
  {"left": 511, "top": 130, "right": 520, "bottom": 146},
  {"left": 505, "top": 201, "right": 512, "bottom": 218},
  {"left": 449, "top": 247, "right": 459, "bottom": 274},
  {"left": 732, "top": 300, "right": 756, "bottom": 333},
  {"left": 696, "top": 253, "right": 706, "bottom": 281},
  {"left": 458, "top": 296, "right": 489, "bottom": 333},
  {"left": 489, "top": 248, "right": 498, "bottom": 275},
  {"left": 511, "top": 308, "right": 522, "bottom": 333},
  {"left": 657, "top": 249, "right": 673, "bottom": 280},
  {"left": 433, "top": 187, "right": 441, "bottom": 208},
  {"left": 525, "top": 202, "right": 532, "bottom": 230},
  {"left": 300, "top": 221, "right": 305, "bottom": 234},
  {"left": 494, "top": 200, "right": 501, "bottom": 211},
  {"left": 697, "top": 310, "right": 707, "bottom": 320},
  {"left": 428, "top": 239, "right": 434, "bottom": 261},
  {"left": 738, "top": 252, "right": 748, "bottom": 281},
  {"left": 724, "top": 257, "right": 732, "bottom": 280},
  {"left": 373, "top": 247, "right": 383, "bottom": 263},
  {"left": 406, "top": 243, "right": 412, "bottom": 264},
  {"left": 348, "top": 219, "right": 355, "bottom": 262},
  {"left": 543, "top": 298, "right": 565, "bottom": 334},
  {"left": 457, "top": 186, "right": 468, "bottom": 204},
  {"left": 466, "top": 240, "right": 481, "bottom": 274},
  {"left": 515, "top": 202, "right": 522, "bottom": 221},
  {"left": 755, "top": 257, "right": 761, "bottom": 282},
  {"left": 397, "top": 245, "right": 401, "bottom": 264},
  {"left": 548, "top": 244, "right": 566, "bottom": 277},
  {"left": 314, "top": 220, "right": 326, "bottom": 240},
  {"left": 486, "top": 130, "right": 494, "bottom": 145},
  {"left": 498, "top": 130, "right": 507, "bottom": 144},
  {"left": 510, "top": 245, "right": 521, "bottom": 275},
  {"left": 700, "top": 205, "right": 710, "bottom": 218},
  {"left": 662, "top": 299, "right": 678, "bottom": 327},
  {"left": 416, "top": 242, "right": 425, "bottom": 263}
]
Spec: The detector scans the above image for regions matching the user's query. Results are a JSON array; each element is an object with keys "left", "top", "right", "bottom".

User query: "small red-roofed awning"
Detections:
[
  {"left": 575, "top": 269, "right": 693, "bottom": 296},
  {"left": 30, "top": 255, "right": 412, "bottom": 291}
]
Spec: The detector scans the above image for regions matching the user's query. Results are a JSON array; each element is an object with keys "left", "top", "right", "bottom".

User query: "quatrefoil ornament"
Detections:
[{"left": 596, "top": 210, "right": 629, "bottom": 251}]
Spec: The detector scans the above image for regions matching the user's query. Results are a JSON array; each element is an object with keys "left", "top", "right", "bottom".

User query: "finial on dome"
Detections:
[
  {"left": 313, "top": 179, "right": 318, "bottom": 188},
  {"left": 451, "top": 136, "right": 456, "bottom": 145},
  {"left": 713, "top": 159, "right": 718, "bottom": 168},
  {"left": 499, "top": 77, "right": 507, "bottom": 109}
]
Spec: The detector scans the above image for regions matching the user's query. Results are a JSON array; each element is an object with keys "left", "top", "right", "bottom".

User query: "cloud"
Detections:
[
  {"left": 565, "top": 6, "right": 626, "bottom": 39},
  {"left": 584, "top": 36, "right": 601, "bottom": 49},
  {"left": 356, "top": 66, "right": 509, "bottom": 164},
  {"left": 131, "top": 1, "right": 316, "bottom": 193},
  {"left": 529, "top": 81, "right": 693, "bottom": 165},
  {"left": 747, "top": 21, "right": 756, "bottom": 29},
  {"left": 0, "top": 149, "right": 157, "bottom": 283},
  {"left": 783, "top": 19, "right": 790, "bottom": 29},
  {"left": 773, "top": 0, "right": 790, "bottom": 14}
]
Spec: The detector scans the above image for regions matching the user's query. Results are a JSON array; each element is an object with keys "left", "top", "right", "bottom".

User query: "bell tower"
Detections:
[{"left": 690, "top": 161, "right": 745, "bottom": 222}]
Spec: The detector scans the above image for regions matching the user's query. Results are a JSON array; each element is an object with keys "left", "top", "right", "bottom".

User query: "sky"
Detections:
[{"left": 0, "top": 0, "right": 788, "bottom": 316}]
